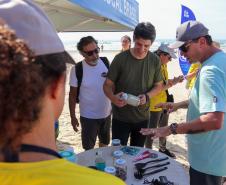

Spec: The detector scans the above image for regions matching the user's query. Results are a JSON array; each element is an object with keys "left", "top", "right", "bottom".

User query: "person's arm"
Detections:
[
  {"left": 140, "top": 56, "right": 164, "bottom": 104},
  {"left": 185, "top": 69, "right": 199, "bottom": 80},
  {"left": 147, "top": 81, "right": 164, "bottom": 98},
  {"left": 69, "top": 86, "right": 79, "bottom": 132},
  {"left": 103, "top": 78, "right": 126, "bottom": 107},
  {"left": 140, "top": 111, "right": 224, "bottom": 138},
  {"left": 155, "top": 100, "right": 189, "bottom": 112},
  {"left": 175, "top": 112, "right": 224, "bottom": 134},
  {"left": 138, "top": 81, "right": 163, "bottom": 105},
  {"left": 164, "top": 75, "right": 184, "bottom": 90}
]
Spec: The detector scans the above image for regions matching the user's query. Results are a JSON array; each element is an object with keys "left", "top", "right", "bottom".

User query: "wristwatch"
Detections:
[{"left": 169, "top": 123, "right": 178, "bottom": 135}]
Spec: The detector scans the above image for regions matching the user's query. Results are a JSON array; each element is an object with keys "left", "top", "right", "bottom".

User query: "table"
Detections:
[{"left": 77, "top": 146, "right": 189, "bottom": 185}]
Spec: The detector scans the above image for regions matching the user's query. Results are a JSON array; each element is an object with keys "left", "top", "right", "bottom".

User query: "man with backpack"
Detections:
[{"left": 69, "top": 36, "right": 111, "bottom": 150}]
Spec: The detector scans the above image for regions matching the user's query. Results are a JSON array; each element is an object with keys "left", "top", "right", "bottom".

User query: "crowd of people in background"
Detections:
[{"left": 0, "top": 1, "right": 226, "bottom": 185}]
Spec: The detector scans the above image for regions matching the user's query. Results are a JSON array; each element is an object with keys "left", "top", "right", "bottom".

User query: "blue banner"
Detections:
[
  {"left": 181, "top": 5, "right": 196, "bottom": 24},
  {"left": 179, "top": 5, "right": 196, "bottom": 75},
  {"left": 69, "top": 0, "right": 139, "bottom": 29}
]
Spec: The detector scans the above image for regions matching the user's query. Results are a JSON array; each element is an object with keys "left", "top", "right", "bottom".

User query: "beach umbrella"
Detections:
[{"left": 34, "top": 0, "right": 139, "bottom": 32}]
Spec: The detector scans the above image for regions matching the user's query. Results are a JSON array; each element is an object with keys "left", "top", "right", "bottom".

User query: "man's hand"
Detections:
[
  {"left": 170, "top": 75, "right": 184, "bottom": 86},
  {"left": 112, "top": 92, "right": 127, "bottom": 107},
  {"left": 71, "top": 117, "right": 79, "bottom": 132},
  {"left": 138, "top": 94, "right": 148, "bottom": 105},
  {"left": 155, "top": 102, "right": 177, "bottom": 113},
  {"left": 140, "top": 127, "right": 171, "bottom": 139}
]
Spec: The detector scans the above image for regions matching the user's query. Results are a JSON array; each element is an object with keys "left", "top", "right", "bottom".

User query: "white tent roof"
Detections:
[{"left": 34, "top": 0, "right": 139, "bottom": 32}]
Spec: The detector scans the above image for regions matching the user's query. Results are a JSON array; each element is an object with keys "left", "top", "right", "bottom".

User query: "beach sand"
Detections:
[{"left": 56, "top": 50, "right": 189, "bottom": 171}]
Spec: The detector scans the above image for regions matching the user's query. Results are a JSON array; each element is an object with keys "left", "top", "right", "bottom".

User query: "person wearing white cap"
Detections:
[
  {"left": 0, "top": 1, "right": 125, "bottom": 185},
  {"left": 145, "top": 43, "right": 183, "bottom": 158},
  {"left": 141, "top": 20, "right": 226, "bottom": 185}
]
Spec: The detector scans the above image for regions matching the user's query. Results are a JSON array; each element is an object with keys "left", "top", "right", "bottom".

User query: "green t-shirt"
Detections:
[{"left": 107, "top": 50, "right": 163, "bottom": 123}]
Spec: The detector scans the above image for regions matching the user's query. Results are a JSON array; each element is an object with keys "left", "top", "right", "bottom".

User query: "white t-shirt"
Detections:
[{"left": 69, "top": 58, "right": 111, "bottom": 119}]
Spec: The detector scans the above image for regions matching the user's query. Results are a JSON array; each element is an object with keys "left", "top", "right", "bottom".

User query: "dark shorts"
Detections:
[
  {"left": 112, "top": 118, "right": 148, "bottom": 147},
  {"left": 80, "top": 115, "right": 111, "bottom": 150},
  {"left": 190, "top": 167, "right": 224, "bottom": 185}
]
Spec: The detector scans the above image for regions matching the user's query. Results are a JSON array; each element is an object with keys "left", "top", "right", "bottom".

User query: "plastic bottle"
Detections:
[
  {"left": 111, "top": 139, "right": 121, "bottom": 155},
  {"left": 95, "top": 151, "right": 106, "bottom": 171},
  {"left": 121, "top": 93, "right": 140, "bottom": 106}
]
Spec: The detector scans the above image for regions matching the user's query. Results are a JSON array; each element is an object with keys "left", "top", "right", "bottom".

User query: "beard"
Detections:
[{"left": 87, "top": 58, "right": 98, "bottom": 66}]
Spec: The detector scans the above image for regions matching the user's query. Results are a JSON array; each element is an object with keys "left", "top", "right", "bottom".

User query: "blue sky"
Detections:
[{"left": 59, "top": 0, "right": 226, "bottom": 42}]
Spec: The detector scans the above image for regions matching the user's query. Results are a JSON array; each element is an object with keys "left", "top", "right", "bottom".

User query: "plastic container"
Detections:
[
  {"left": 121, "top": 93, "right": 140, "bottom": 106},
  {"left": 113, "top": 150, "right": 123, "bottom": 164},
  {"left": 95, "top": 151, "right": 106, "bottom": 171},
  {"left": 111, "top": 139, "right": 121, "bottom": 155},
  {"left": 59, "top": 150, "right": 77, "bottom": 163},
  {"left": 104, "top": 166, "right": 116, "bottom": 176},
  {"left": 114, "top": 159, "right": 127, "bottom": 181}
]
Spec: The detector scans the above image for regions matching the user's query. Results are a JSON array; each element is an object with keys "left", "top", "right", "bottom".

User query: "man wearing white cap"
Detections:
[
  {"left": 145, "top": 43, "right": 183, "bottom": 158},
  {"left": 141, "top": 20, "right": 226, "bottom": 185}
]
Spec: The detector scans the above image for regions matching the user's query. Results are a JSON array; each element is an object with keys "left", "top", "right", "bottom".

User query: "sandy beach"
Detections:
[{"left": 56, "top": 50, "right": 189, "bottom": 171}]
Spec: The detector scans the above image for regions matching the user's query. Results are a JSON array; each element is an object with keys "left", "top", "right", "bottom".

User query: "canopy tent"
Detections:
[{"left": 34, "top": 0, "right": 139, "bottom": 32}]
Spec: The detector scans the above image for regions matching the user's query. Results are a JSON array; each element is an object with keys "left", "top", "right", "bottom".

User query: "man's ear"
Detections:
[
  {"left": 199, "top": 37, "right": 206, "bottom": 47},
  {"left": 49, "top": 74, "right": 66, "bottom": 99}
]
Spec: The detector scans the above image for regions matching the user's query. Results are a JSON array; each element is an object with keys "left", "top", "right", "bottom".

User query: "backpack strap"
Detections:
[
  {"left": 100, "top": 57, "right": 110, "bottom": 69},
  {"left": 75, "top": 61, "right": 83, "bottom": 103}
]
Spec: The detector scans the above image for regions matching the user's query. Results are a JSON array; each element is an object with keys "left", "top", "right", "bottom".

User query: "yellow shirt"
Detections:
[
  {"left": 150, "top": 64, "right": 167, "bottom": 112},
  {"left": 0, "top": 159, "right": 125, "bottom": 185},
  {"left": 186, "top": 63, "right": 201, "bottom": 89}
]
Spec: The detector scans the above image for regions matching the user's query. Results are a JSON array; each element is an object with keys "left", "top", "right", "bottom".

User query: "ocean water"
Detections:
[
  {"left": 63, "top": 39, "right": 226, "bottom": 53},
  {"left": 64, "top": 39, "right": 226, "bottom": 63}
]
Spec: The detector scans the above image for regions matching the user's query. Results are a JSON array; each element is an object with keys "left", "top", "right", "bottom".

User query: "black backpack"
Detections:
[{"left": 75, "top": 57, "right": 110, "bottom": 103}]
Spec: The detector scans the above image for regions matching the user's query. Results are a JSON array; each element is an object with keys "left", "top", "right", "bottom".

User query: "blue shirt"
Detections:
[{"left": 187, "top": 51, "right": 226, "bottom": 176}]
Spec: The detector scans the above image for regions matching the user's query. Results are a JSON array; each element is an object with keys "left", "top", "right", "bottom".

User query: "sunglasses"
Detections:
[
  {"left": 83, "top": 47, "right": 100, "bottom": 56},
  {"left": 162, "top": 52, "right": 172, "bottom": 60},
  {"left": 179, "top": 37, "right": 201, "bottom": 53},
  {"left": 179, "top": 42, "right": 192, "bottom": 53}
]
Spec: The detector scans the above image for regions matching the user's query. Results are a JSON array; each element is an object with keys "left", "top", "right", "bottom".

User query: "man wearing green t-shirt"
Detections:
[{"left": 103, "top": 22, "right": 163, "bottom": 147}]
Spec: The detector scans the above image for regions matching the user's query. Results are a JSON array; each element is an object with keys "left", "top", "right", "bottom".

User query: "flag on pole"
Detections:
[{"left": 178, "top": 5, "right": 196, "bottom": 75}]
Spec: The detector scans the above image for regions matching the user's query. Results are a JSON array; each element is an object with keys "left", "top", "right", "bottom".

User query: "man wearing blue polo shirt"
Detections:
[{"left": 140, "top": 21, "right": 226, "bottom": 185}]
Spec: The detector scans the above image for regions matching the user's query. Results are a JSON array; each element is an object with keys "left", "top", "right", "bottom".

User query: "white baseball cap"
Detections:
[
  {"left": 158, "top": 43, "right": 177, "bottom": 59},
  {"left": 0, "top": 0, "right": 75, "bottom": 63}
]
